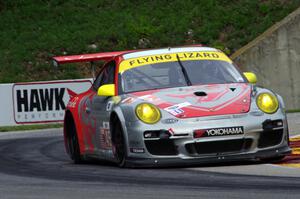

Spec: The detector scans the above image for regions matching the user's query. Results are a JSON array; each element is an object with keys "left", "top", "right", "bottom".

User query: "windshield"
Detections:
[{"left": 120, "top": 60, "right": 245, "bottom": 93}]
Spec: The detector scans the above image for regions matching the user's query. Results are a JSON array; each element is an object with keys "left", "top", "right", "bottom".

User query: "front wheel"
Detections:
[{"left": 112, "top": 119, "right": 127, "bottom": 167}]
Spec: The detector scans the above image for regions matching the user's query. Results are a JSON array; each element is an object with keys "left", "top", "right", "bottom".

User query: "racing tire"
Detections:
[
  {"left": 112, "top": 119, "right": 128, "bottom": 168},
  {"left": 67, "top": 121, "right": 84, "bottom": 164}
]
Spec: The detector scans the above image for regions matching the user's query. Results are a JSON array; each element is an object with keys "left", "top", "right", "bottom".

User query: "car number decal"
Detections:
[{"left": 106, "top": 101, "right": 114, "bottom": 111}]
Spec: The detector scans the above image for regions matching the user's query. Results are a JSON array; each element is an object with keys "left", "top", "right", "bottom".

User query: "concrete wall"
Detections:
[{"left": 231, "top": 7, "right": 300, "bottom": 110}]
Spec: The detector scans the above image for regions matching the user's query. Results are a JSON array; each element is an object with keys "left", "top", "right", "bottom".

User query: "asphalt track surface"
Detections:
[{"left": 0, "top": 113, "right": 299, "bottom": 199}]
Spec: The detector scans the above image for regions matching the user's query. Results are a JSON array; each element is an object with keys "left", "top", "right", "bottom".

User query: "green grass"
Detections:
[
  {"left": 0, "top": 0, "right": 299, "bottom": 83},
  {"left": 0, "top": 123, "right": 63, "bottom": 132}
]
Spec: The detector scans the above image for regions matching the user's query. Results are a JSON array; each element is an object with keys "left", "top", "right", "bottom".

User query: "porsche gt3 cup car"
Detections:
[{"left": 53, "top": 45, "right": 291, "bottom": 167}]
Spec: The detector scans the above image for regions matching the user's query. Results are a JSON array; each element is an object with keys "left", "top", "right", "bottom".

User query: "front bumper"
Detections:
[{"left": 124, "top": 111, "right": 291, "bottom": 166}]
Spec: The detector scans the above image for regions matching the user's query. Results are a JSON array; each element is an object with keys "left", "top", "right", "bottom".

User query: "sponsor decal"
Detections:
[
  {"left": 161, "top": 118, "right": 179, "bottom": 124},
  {"left": 138, "top": 95, "right": 153, "bottom": 100},
  {"left": 138, "top": 94, "right": 161, "bottom": 103},
  {"left": 164, "top": 102, "right": 191, "bottom": 116},
  {"left": 130, "top": 148, "right": 145, "bottom": 153},
  {"left": 168, "top": 128, "right": 175, "bottom": 135},
  {"left": 12, "top": 80, "right": 91, "bottom": 124},
  {"left": 121, "top": 97, "right": 136, "bottom": 104},
  {"left": 194, "top": 126, "right": 244, "bottom": 138},
  {"left": 16, "top": 88, "right": 65, "bottom": 112},
  {"left": 167, "top": 108, "right": 184, "bottom": 116},
  {"left": 67, "top": 96, "right": 79, "bottom": 108},
  {"left": 119, "top": 51, "right": 231, "bottom": 73},
  {"left": 100, "top": 122, "right": 112, "bottom": 150}
]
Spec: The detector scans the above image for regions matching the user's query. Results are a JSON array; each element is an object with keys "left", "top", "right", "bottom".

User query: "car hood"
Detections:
[{"left": 128, "top": 83, "right": 251, "bottom": 118}]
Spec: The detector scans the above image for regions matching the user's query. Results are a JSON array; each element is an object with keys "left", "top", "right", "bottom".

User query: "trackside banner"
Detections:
[{"left": 0, "top": 79, "right": 92, "bottom": 126}]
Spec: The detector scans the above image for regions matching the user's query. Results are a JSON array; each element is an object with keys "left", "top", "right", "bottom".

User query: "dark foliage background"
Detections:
[{"left": 0, "top": 0, "right": 299, "bottom": 82}]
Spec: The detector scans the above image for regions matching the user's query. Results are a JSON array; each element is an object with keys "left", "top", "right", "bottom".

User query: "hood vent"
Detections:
[{"left": 194, "top": 91, "right": 207, "bottom": 97}]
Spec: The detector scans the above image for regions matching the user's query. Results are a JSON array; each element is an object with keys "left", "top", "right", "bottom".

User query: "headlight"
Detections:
[
  {"left": 256, "top": 93, "right": 279, "bottom": 114},
  {"left": 136, "top": 103, "right": 161, "bottom": 124}
]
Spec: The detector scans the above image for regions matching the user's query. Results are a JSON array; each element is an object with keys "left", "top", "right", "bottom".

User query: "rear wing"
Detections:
[
  {"left": 52, "top": 50, "right": 136, "bottom": 79},
  {"left": 52, "top": 50, "right": 135, "bottom": 67},
  {"left": 52, "top": 45, "right": 205, "bottom": 66}
]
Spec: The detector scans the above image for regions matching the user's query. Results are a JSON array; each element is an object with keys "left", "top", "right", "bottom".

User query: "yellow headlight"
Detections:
[
  {"left": 256, "top": 93, "right": 279, "bottom": 114},
  {"left": 136, "top": 103, "right": 161, "bottom": 124}
]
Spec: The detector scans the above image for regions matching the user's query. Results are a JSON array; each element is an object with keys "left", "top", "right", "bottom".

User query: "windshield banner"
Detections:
[{"left": 119, "top": 51, "right": 231, "bottom": 73}]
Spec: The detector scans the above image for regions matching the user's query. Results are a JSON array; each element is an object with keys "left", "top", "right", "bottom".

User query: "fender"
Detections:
[
  {"left": 71, "top": 106, "right": 85, "bottom": 155},
  {"left": 64, "top": 89, "right": 93, "bottom": 156},
  {"left": 276, "top": 94, "right": 286, "bottom": 110}
]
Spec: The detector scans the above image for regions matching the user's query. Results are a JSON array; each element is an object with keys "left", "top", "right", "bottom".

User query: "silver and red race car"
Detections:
[{"left": 53, "top": 45, "right": 291, "bottom": 167}]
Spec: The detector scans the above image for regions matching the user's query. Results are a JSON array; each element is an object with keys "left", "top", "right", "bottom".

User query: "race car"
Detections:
[{"left": 53, "top": 45, "right": 291, "bottom": 167}]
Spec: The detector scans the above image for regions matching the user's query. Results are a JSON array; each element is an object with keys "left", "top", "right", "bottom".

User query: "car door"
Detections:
[{"left": 87, "top": 61, "right": 116, "bottom": 159}]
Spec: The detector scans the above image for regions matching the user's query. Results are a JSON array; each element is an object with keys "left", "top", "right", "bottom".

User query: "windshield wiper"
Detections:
[{"left": 176, "top": 55, "right": 192, "bottom": 86}]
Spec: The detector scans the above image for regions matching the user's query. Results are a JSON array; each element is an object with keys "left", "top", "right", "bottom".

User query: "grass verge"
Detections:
[
  {"left": 0, "top": 123, "right": 63, "bottom": 132},
  {"left": 1, "top": 0, "right": 300, "bottom": 83}
]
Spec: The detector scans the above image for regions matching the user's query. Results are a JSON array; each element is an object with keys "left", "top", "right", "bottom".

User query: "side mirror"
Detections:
[
  {"left": 243, "top": 72, "right": 257, "bottom": 84},
  {"left": 97, "top": 84, "right": 115, "bottom": 97}
]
